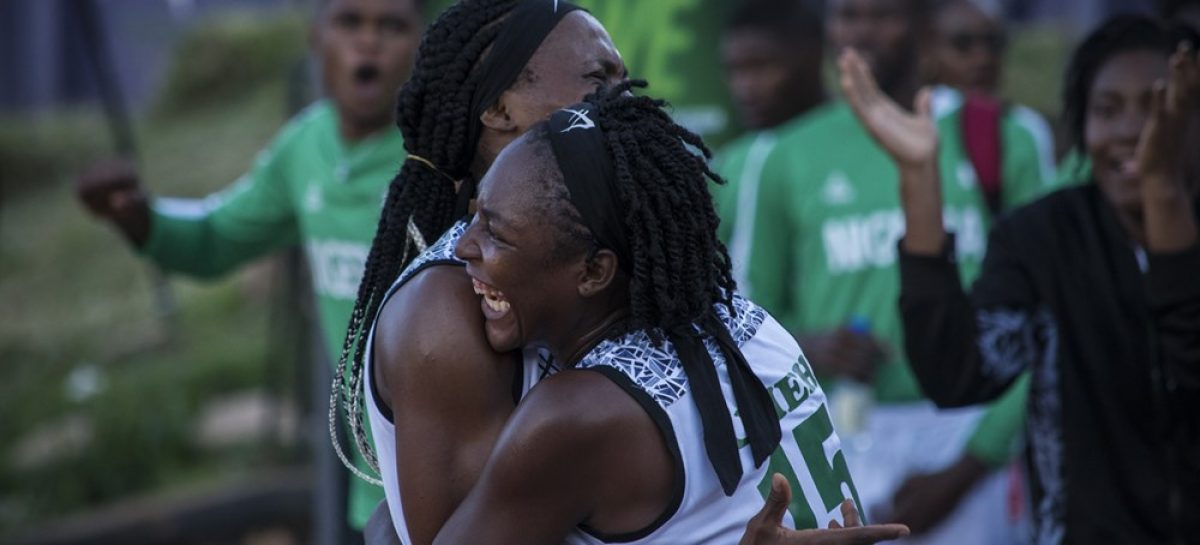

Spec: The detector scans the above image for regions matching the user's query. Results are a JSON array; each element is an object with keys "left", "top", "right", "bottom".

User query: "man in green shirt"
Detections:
[
  {"left": 715, "top": 0, "right": 1061, "bottom": 542},
  {"left": 75, "top": 0, "right": 422, "bottom": 537}
]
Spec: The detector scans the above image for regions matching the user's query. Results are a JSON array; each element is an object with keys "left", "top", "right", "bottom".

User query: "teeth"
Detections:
[
  {"left": 472, "top": 278, "right": 508, "bottom": 312},
  {"left": 484, "top": 297, "right": 510, "bottom": 313}
]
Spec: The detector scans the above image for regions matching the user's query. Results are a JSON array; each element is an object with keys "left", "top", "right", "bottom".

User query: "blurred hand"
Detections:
[
  {"left": 886, "top": 454, "right": 988, "bottom": 535},
  {"left": 1136, "top": 42, "right": 1199, "bottom": 190},
  {"left": 838, "top": 48, "right": 937, "bottom": 170},
  {"left": 741, "top": 474, "right": 911, "bottom": 545},
  {"left": 839, "top": 47, "right": 946, "bottom": 255},
  {"left": 798, "top": 328, "right": 888, "bottom": 383},
  {"left": 76, "top": 158, "right": 151, "bottom": 246}
]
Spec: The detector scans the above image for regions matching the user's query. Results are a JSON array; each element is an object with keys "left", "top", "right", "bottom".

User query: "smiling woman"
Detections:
[{"left": 837, "top": 13, "right": 1200, "bottom": 541}]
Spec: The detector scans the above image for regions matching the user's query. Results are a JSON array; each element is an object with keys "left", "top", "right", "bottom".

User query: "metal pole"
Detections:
[{"left": 73, "top": 0, "right": 178, "bottom": 341}]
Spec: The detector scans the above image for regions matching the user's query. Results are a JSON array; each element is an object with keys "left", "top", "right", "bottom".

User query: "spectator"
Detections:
[
  {"left": 722, "top": 0, "right": 827, "bottom": 131},
  {"left": 841, "top": 13, "right": 1200, "bottom": 543},
  {"left": 714, "top": 0, "right": 827, "bottom": 269},
  {"left": 75, "top": 0, "right": 422, "bottom": 537},
  {"left": 717, "top": 0, "right": 1064, "bottom": 541},
  {"left": 927, "top": 0, "right": 1007, "bottom": 96},
  {"left": 926, "top": 0, "right": 1058, "bottom": 212}
]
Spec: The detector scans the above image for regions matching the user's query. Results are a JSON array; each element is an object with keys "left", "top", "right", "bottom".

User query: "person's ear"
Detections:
[
  {"left": 577, "top": 249, "right": 619, "bottom": 298},
  {"left": 481, "top": 95, "right": 520, "bottom": 133}
]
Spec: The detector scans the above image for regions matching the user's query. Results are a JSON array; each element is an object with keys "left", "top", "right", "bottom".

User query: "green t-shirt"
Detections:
[
  {"left": 140, "top": 100, "right": 397, "bottom": 527},
  {"left": 425, "top": 0, "right": 737, "bottom": 146},
  {"left": 713, "top": 100, "right": 1060, "bottom": 466}
]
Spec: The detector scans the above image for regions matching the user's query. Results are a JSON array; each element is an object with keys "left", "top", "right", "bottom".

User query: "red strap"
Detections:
[{"left": 962, "top": 93, "right": 1003, "bottom": 213}]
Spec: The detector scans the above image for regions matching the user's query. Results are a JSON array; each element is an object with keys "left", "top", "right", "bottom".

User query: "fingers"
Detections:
[
  {"left": 914, "top": 87, "right": 933, "bottom": 121},
  {"left": 1151, "top": 79, "right": 1168, "bottom": 128},
  {"left": 839, "top": 48, "right": 881, "bottom": 110},
  {"left": 761, "top": 473, "right": 793, "bottom": 526},
  {"left": 839, "top": 49, "right": 869, "bottom": 113},
  {"left": 1168, "top": 41, "right": 1199, "bottom": 113},
  {"left": 808, "top": 525, "right": 912, "bottom": 545},
  {"left": 841, "top": 499, "right": 862, "bottom": 528},
  {"left": 740, "top": 474, "right": 793, "bottom": 545},
  {"left": 77, "top": 158, "right": 141, "bottom": 216}
]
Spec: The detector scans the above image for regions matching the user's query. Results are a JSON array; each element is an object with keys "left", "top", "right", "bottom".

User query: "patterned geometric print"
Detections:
[
  {"left": 393, "top": 221, "right": 467, "bottom": 289},
  {"left": 978, "top": 306, "right": 1063, "bottom": 545},
  {"left": 576, "top": 295, "right": 767, "bottom": 408},
  {"left": 976, "top": 307, "right": 1057, "bottom": 384}
]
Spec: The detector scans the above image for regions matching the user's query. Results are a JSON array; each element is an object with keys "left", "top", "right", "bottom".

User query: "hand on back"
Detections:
[{"left": 76, "top": 158, "right": 151, "bottom": 245}]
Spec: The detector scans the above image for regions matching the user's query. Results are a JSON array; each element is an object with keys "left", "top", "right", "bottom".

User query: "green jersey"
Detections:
[
  {"left": 713, "top": 101, "right": 1059, "bottom": 465},
  {"left": 426, "top": 0, "right": 738, "bottom": 146},
  {"left": 140, "top": 100, "right": 397, "bottom": 527}
]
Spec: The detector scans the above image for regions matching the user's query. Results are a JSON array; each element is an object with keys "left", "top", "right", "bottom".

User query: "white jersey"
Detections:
[
  {"left": 562, "top": 295, "right": 861, "bottom": 544},
  {"left": 364, "top": 222, "right": 559, "bottom": 544}
]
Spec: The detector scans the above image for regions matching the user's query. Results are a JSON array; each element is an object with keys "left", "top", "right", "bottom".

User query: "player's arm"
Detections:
[
  {"left": 433, "top": 370, "right": 673, "bottom": 545},
  {"left": 374, "top": 266, "right": 519, "bottom": 545}
]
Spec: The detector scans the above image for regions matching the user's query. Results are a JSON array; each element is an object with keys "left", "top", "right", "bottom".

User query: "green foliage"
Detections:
[
  {"left": 0, "top": 21, "right": 300, "bottom": 532},
  {"left": 1003, "top": 24, "right": 1073, "bottom": 122},
  {"left": 0, "top": 111, "right": 109, "bottom": 199},
  {"left": 155, "top": 11, "right": 306, "bottom": 115}
]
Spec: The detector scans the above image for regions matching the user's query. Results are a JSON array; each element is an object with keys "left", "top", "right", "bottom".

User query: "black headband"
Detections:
[
  {"left": 545, "top": 102, "right": 631, "bottom": 273},
  {"left": 464, "top": 0, "right": 582, "bottom": 164}
]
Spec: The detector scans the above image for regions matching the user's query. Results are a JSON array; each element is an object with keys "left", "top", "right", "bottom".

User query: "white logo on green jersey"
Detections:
[
  {"left": 956, "top": 161, "right": 977, "bottom": 190},
  {"left": 304, "top": 183, "right": 324, "bottom": 213},
  {"left": 821, "top": 171, "right": 856, "bottom": 205},
  {"left": 307, "top": 239, "right": 370, "bottom": 300},
  {"left": 821, "top": 206, "right": 986, "bottom": 275}
]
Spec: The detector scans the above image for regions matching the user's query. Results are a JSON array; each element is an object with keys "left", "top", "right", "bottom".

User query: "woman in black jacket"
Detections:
[{"left": 837, "top": 15, "right": 1199, "bottom": 545}]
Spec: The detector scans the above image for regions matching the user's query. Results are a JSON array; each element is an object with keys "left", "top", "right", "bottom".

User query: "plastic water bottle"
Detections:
[{"left": 830, "top": 316, "right": 875, "bottom": 443}]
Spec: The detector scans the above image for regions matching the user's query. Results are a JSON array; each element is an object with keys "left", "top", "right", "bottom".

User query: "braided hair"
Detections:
[
  {"left": 527, "top": 84, "right": 783, "bottom": 492},
  {"left": 546, "top": 81, "right": 738, "bottom": 334},
  {"left": 331, "top": 0, "right": 525, "bottom": 483}
]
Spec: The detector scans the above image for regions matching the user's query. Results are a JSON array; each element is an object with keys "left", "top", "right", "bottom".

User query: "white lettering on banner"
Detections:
[
  {"left": 306, "top": 239, "right": 370, "bottom": 299},
  {"left": 821, "top": 206, "right": 986, "bottom": 274}
]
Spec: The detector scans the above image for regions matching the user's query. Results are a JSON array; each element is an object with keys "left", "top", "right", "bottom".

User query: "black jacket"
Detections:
[{"left": 899, "top": 185, "right": 1200, "bottom": 545}]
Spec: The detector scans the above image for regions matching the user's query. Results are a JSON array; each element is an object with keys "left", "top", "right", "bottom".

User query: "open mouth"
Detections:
[
  {"left": 354, "top": 64, "right": 381, "bottom": 84},
  {"left": 1106, "top": 155, "right": 1138, "bottom": 179},
  {"left": 472, "top": 278, "right": 511, "bottom": 314}
]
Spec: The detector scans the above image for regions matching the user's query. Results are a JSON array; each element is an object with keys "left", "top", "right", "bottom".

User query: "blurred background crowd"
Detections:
[{"left": 0, "top": 0, "right": 1196, "bottom": 544}]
